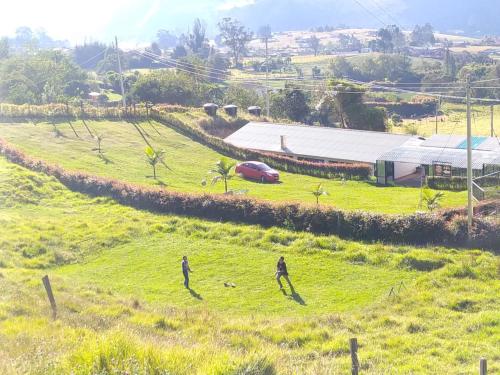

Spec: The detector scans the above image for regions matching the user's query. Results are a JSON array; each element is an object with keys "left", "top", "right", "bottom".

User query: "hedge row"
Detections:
[
  {"left": 150, "top": 109, "right": 373, "bottom": 180},
  {"left": 366, "top": 101, "right": 437, "bottom": 117},
  {"left": 428, "top": 176, "right": 500, "bottom": 191},
  {"left": 1, "top": 138, "right": 498, "bottom": 251},
  {"left": 0, "top": 103, "right": 146, "bottom": 120}
]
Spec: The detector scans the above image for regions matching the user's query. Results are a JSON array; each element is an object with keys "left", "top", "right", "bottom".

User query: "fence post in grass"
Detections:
[
  {"left": 350, "top": 337, "right": 359, "bottom": 375},
  {"left": 480, "top": 358, "right": 487, "bottom": 375},
  {"left": 42, "top": 275, "right": 57, "bottom": 320}
]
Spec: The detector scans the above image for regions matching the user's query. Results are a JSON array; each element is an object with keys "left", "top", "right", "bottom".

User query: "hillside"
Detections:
[
  {"left": 228, "top": 0, "right": 500, "bottom": 36},
  {"left": 1, "top": 156, "right": 499, "bottom": 374},
  {"left": 0, "top": 115, "right": 467, "bottom": 213}
]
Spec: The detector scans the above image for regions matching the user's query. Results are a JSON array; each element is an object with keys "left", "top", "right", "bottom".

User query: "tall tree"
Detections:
[
  {"left": 218, "top": 18, "right": 253, "bottom": 67},
  {"left": 73, "top": 42, "right": 107, "bottom": 69},
  {"left": 443, "top": 48, "right": 457, "bottom": 78},
  {"left": 307, "top": 35, "right": 321, "bottom": 56},
  {"left": 410, "top": 23, "right": 436, "bottom": 46},
  {"left": 187, "top": 18, "right": 208, "bottom": 55}
]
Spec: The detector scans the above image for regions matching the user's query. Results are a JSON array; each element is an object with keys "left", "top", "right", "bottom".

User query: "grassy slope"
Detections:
[
  {"left": 0, "top": 118, "right": 466, "bottom": 214},
  {"left": 396, "top": 103, "right": 500, "bottom": 137},
  {"left": 1, "top": 157, "right": 499, "bottom": 374}
]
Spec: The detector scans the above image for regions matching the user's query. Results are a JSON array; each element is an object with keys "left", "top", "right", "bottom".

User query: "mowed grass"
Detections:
[
  {"left": 0, "top": 117, "right": 467, "bottom": 213},
  {"left": 0, "top": 156, "right": 411, "bottom": 316},
  {"left": 0, "top": 156, "right": 499, "bottom": 374}
]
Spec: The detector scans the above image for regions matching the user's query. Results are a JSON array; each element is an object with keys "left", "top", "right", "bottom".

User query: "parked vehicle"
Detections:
[{"left": 235, "top": 161, "right": 280, "bottom": 183}]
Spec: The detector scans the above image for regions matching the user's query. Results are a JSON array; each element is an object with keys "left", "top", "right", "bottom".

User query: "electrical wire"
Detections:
[
  {"left": 351, "top": 0, "right": 387, "bottom": 27},
  {"left": 134, "top": 50, "right": 500, "bottom": 103},
  {"left": 366, "top": 0, "right": 403, "bottom": 27}
]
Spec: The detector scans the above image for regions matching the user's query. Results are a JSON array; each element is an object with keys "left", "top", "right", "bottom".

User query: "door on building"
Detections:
[{"left": 376, "top": 160, "right": 395, "bottom": 185}]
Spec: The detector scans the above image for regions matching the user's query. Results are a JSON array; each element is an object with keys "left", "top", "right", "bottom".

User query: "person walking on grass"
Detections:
[
  {"left": 182, "top": 256, "right": 192, "bottom": 289},
  {"left": 276, "top": 256, "right": 291, "bottom": 290}
]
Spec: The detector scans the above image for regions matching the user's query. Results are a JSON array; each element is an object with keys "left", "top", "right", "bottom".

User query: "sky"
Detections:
[
  {"left": 1, "top": 0, "right": 497, "bottom": 46},
  {"left": 0, "top": 0, "right": 252, "bottom": 45}
]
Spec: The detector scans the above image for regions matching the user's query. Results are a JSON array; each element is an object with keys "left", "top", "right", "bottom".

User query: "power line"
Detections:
[
  {"left": 366, "top": 0, "right": 404, "bottom": 28},
  {"left": 351, "top": 0, "right": 387, "bottom": 27}
]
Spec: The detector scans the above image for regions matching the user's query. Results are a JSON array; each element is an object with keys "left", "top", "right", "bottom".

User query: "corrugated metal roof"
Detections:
[
  {"left": 378, "top": 146, "right": 499, "bottom": 169},
  {"left": 422, "top": 135, "right": 500, "bottom": 151},
  {"left": 224, "top": 122, "right": 418, "bottom": 164}
]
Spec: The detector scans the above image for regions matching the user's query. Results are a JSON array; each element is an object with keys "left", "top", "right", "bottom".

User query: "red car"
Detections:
[{"left": 235, "top": 161, "right": 280, "bottom": 183}]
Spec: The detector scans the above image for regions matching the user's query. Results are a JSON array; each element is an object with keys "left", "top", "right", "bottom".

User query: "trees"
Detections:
[
  {"left": 73, "top": 42, "right": 107, "bottom": 69},
  {"left": 328, "top": 81, "right": 387, "bottom": 131},
  {"left": 209, "top": 158, "right": 235, "bottom": 193},
  {"left": 145, "top": 146, "right": 166, "bottom": 179},
  {"left": 370, "top": 25, "right": 406, "bottom": 53},
  {"left": 186, "top": 18, "right": 209, "bottom": 55},
  {"left": 338, "top": 33, "right": 362, "bottom": 52},
  {"left": 223, "top": 84, "right": 263, "bottom": 109},
  {"left": 218, "top": 18, "right": 253, "bottom": 67},
  {"left": 330, "top": 54, "right": 419, "bottom": 83},
  {"left": 130, "top": 70, "right": 213, "bottom": 105},
  {"left": 0, "top": 51, "right": 88, "bottom": 104},
  {"left": 329, "top": 56, "right": 355, "bottom": 79},
  {"left": 270, "top": 88, "right": 310, "bottom": 122},
  {"left": 410, "top": 24, "right": 436, "bottom": 46},
  {"left": 443, "top": 48, "right": 457, "bottom": 79},
  {"left": 307, "top": 35, "right": 321, "bottom": 56}
]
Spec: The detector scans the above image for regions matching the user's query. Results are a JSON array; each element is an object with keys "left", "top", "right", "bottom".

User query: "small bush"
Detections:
[
  {"left": 446, "top": 263, "right": 478, "bottom": 279},
  {"left": 345, "top": 251, "right": 369, "bottom": 264},
  {"left": 398, "top": 254, "right": 447, "bottom": 271},
  {"left": 449, "top": 299, "right": 477, "bottom": 312},
  {"left": 407, "top": 322, "right": 427, "bottom": 333}
]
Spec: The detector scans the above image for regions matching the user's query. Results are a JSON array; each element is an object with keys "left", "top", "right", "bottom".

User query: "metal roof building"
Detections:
[
  {"left": 224, "top": 122, "right": 500, "bottom": 184},
  {"left": 378, "top": 134, "right": 500, "bottom": 170},
  {"left": 224, "top": 122, "right": 420, "bottom": 165}
]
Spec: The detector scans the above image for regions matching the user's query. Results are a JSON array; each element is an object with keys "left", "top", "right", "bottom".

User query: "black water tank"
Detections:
[
  {"left": 248, "top": 106, "right": 262, "bottom": 117},
  {"left": 203, "top": 103, "right": 219, "bottom": 116},
  {"left": 223, "top": 104, "right": 238, "bottom": 117}
]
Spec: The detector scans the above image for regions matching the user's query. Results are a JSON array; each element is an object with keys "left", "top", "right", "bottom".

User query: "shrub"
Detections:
[
  {"left": 399, "top": 254, "right": 447, "bottom": 271},
  {"left": 428, "top": 176, "right": 500, "bottom": 191}
]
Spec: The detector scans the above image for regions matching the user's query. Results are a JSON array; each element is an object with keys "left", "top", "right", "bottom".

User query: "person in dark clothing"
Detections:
[
  {"left": 182, "top": 256, "right": 192, "bottom": 289},
  {"left": 276, "top": 256, "right": 291, "bottom": 290}
]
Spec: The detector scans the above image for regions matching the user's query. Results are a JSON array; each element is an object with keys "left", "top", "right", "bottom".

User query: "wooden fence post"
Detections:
[
  {"left": 480, "top": 358, "right": 487, "bottom": 375},
  {"left": 350, "top": 337, "right": 359, "bottom": 375},
  {"left": 42, "top": 275, "right": 57, "bottom": 320}
]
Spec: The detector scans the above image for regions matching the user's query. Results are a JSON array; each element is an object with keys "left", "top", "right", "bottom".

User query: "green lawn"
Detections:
[
  {"left": 0, "top": 118, "right": 467, "bottom": 213},
  {"left": 0, "top": 156, "right": 499, "bottom": 374}
]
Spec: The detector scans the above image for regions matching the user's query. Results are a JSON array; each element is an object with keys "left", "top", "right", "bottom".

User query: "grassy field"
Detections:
[
  {"left": 0, "top": 117, "right": 467, "bottom": 214},
  {"left": 395, "top": 103, "right": 500, "bottom": 137},
  {"left": 1, "top": 156, "right": 499, "bottom": 374}
]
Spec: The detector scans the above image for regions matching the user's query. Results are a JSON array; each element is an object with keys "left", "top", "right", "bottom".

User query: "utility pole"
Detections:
[
  {"left": 115, "top": 36, "right": 127, "bottom": 109},
  {"left": 466, "top": 75, "right": 473, "bottom": 238},
  {"left": 435, "top": 97, "right": 441, "bottom": 134},
  {"left": 265, "top": 37, "right": 270, "bottom": 117},
  {"left": 491, "top": 105, "right": 494, "bottom": 137}
]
